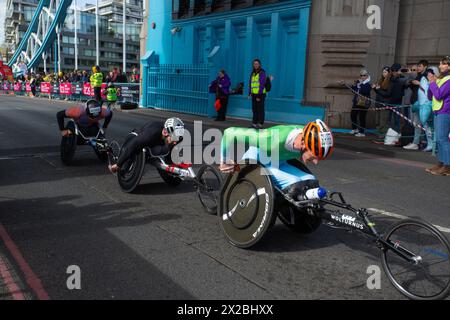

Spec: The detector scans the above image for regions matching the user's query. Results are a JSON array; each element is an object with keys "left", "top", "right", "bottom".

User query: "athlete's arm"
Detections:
[
  {"left": 56, "top": 110, "right": 67, "bottom": 131},
  {"left": 102, "top": 109, "right": 113, "bottom": 129},
  {"left": 116, "top": 134, "right": 146, "bottom": 168}
]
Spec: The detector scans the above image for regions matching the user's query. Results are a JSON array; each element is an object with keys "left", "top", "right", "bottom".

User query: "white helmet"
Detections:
[{"left": 164, "top": 117, "right": 185, "bottom": 142}]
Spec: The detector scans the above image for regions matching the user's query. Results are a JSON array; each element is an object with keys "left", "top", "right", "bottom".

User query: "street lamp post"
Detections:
[
  {"left": 74, "top": 0, "right": 78, "bottom": 70},
  {"left": 95, "top": 0, "right": 100, "bottom": 66},
  {"left": 57, "top": 25, "right": 61, "bottom": 73},
  {"left": 123, "top": 0, "right": 126, "bottom": 75}
]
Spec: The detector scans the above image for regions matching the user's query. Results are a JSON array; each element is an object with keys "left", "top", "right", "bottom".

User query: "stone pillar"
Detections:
[
  {"left": 395, "top": 0, "right": 450, "bottom": 66},
  {"left": 305, "top": 0, "right": 400, "bottom": 128}
]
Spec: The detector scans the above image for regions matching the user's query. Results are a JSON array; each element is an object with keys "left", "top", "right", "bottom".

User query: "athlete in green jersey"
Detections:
[{"left": 220, "top": 120, "right": 334, "bottom": 193}]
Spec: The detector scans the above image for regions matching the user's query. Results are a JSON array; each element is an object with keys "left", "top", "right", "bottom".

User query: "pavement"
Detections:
[{"left": 0, "top": 94, "right": 448, "bottom": 300}]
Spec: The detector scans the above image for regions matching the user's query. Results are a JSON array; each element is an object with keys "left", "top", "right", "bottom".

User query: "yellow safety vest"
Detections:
[
  {"left": 90, "top": 72, "right": 103, "bottom": 88},
  {"left": 251, "top": 72, "right": 266, "bottom": 95},
  {"left": 432, "top": 75, "right": 450, "bottom": 111}
]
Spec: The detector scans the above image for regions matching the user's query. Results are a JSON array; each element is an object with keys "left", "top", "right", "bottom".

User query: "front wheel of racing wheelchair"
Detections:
[
  {"left": 60, "top": 121, "right": 77, "bottom": 165},
  {"left": 117, "top": 133, "right": 146, "bottom": 193}
]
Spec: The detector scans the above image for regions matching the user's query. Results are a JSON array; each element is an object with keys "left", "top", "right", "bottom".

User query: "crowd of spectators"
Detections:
[
  {"left": 343, "top": 56, "right": 450, "bottom": 176},
  {"left": 1, "top": 65, "right": 140, "bottom": 88}
]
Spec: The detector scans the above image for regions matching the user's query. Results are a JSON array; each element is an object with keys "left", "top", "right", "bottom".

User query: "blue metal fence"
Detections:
[{"left": 146, "top": 64, "right": 210, "bottom": 116}]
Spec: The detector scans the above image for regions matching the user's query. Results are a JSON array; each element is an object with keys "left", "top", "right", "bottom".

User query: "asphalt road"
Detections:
[{"left": 0, "top": 95, "right": 448, "bottom": 300}]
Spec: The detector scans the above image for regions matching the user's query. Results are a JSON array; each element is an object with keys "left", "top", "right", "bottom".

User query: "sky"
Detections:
[{"left": 0, "top": 0, "right": 94, "bottom": 45}]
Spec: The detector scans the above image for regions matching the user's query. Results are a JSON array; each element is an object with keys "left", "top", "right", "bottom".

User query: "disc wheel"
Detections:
[
  {"left": 196, "top": 165, "right": 223, "bottom": 214},
  {"left": 219, "top": 164, "right": 276, "bottom": 249},
  {"left": 117, "top": 134, "right": 146, "bottom": 193},
  {"left": 381, "top": 219, "right": 450, "bottom": 300}
]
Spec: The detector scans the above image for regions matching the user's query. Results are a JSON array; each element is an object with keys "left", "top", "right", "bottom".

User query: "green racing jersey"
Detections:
[{"left": 220, "top": 125, "right": 304, "bottom": 164}]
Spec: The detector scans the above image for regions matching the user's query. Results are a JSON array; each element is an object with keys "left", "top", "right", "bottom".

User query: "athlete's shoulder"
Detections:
[{"left": 65, "top": 106, "right": 83, "bottom": 118}]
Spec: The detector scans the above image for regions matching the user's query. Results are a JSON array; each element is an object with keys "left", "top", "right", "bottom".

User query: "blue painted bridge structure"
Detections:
[{"left": 141, "top": 0, "right": 325, "bottom": 124}]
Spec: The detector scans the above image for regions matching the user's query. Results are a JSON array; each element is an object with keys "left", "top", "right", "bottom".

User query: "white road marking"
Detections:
[{"left": 368, "top": 208, "right": 450, "bottom": 234}]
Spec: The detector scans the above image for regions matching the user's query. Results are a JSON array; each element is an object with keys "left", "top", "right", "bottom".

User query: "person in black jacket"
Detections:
[
  {"left": 372, "top": 66, "right": 392, "bottom": 134},
  {"left": 350, "top": 69, "right": 372, "bottom": 137},
  {"left": 373, "top": 63, "right": 407, "bottom": 133}
]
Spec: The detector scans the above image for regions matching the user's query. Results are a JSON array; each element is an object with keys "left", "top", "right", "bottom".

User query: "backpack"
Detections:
[{"left": 265, "top": 75, "right": 272, "bottom": 92}]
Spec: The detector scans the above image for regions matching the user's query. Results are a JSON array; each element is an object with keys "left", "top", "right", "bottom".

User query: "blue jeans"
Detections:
[{"left": 434, "top": 113, "right": 450, "bottom": 165}]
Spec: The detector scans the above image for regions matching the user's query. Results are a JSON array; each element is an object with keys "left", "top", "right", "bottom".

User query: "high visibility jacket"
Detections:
[
  {"left": 250, "top": 72, "right": 266, "bottom": 95},
  {"left": 106, "top": 87, "right": 118, "bottom": 101},
  {"left": 90, "top": 72, "right": 103, "bottom": 87},
  {"left": 432, "top": 75, "right": 450, "bottom": 111}
]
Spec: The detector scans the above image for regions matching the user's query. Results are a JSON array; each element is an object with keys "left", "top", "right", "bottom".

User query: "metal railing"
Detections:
[
  {"left": 0, "top": 81, "right": 140, "bottom": 104},
  {"left": 146, "top": 64, "right": 210, "bottom": 115}
]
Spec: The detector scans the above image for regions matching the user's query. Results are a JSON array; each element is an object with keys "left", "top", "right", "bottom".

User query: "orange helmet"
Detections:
[{"left": 303, "top": 119, "right": 334, "bottom": 160}]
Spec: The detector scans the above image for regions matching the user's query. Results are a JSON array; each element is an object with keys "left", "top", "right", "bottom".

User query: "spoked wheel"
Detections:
[
  {"left": 60, "top": 121, "right": 77, "bottom": 165},
  {"left": 381, "top": 219, "right": 450, "bottom": 300},
  {"left": 196, "top": 165, "right": 223, "bottom": 214},
  {"left": 218, "top": 164, "right": 277, "bottom": 249},
  {"left": 117, "top": 150, "right": 146, "bottom": 193}
]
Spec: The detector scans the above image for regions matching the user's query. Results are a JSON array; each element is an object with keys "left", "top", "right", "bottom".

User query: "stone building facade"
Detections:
[
  {"left": 306, "top": 0, "right": 450, "bottom": 127},
  {"left": 141, "top": 0, "right": 450, "bottom": 127}
]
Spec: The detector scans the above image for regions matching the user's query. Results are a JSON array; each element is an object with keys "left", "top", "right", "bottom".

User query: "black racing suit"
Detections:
[{"left": 117, "top": 121, "right": 177, "bottom": 168}]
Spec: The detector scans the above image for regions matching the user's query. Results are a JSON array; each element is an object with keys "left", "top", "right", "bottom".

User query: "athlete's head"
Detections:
[
  {"left": 85, "top": 99, "right": 102, "bottom": 119},
  {"left": 163, "top": 117, "right": 185, "bottom": 145},
  {"left": 294, "top": 119, "right": 334, "bottom": 165}
]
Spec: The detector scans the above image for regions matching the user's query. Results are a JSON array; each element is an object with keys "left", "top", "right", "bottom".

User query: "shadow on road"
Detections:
[
  {"left": 0, "top": 194, "right": 193, "bottom": 299},
  {"left": 132, "top": 181, "right": 194, "bottom": 195}
]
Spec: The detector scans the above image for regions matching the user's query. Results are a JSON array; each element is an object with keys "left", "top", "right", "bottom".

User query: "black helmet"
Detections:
[{"left": 86, "top": 99, "right": 102, "bottom": 118}]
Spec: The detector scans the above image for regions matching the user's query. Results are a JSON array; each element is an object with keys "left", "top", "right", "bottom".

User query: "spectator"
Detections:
[
  {"left": 404, "top": 60, "right": 431, "bottom": 150},
  {"left": 350, "top": 69, "right": 372, "bottom": 137},
  {"left": 409, "top": 60, "right": 429, "bottom": 106},
  {"left": 103, "top": 82, "right": 119, "bottom": 110},
  {"left": 111, "top": 67, "right": 119, "bottom": 82},
  {"left": 372, "top": 66, "right": 392, "bottom": 134},
  {"left": 29, "top": 73, "right": 37, "bottom": 97},
  {"left": 248, "top": 59, "right": 267, "bottom": 129},
  {"left": 105, "top": 71, "right": 113, "bottom": 83},
  {"left": 210, "top": 69, "right": 231, "bottom": 121},
  {"left": 386, "top": 63, "right": 407, "bottom": 133},
  {"left": 419, "top": 67, "right": 439, "bottom": 152},
  {"left": 131, "top": 66, "right": 140, "bottom": 83},
  {"left": 81, "top": 70, "right": 89, "bottom": 83},
  {"left": 115, "top": 69, "right": 128, "bottom": 83},
  {"left": 90, "top": 65, "right": 104, "bottom": 103},
  {"left": 426, "top": 56, "right": 450, "bottom": 176}
]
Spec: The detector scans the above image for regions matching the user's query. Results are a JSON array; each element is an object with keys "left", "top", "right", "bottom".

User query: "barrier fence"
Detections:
[{"left": 0, "top": 81, "right": 140, "bottom": 104}]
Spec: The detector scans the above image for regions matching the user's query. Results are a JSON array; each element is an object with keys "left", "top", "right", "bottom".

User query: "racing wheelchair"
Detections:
[
  {"left": 60, "top": 120, "right": 112, "bottom": 165},
  {"left": 218, "top": 162, "right": 450, "bottom": 300},
  {"left": 109, "top": 132, "right": 223, "bottom": 214}
]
